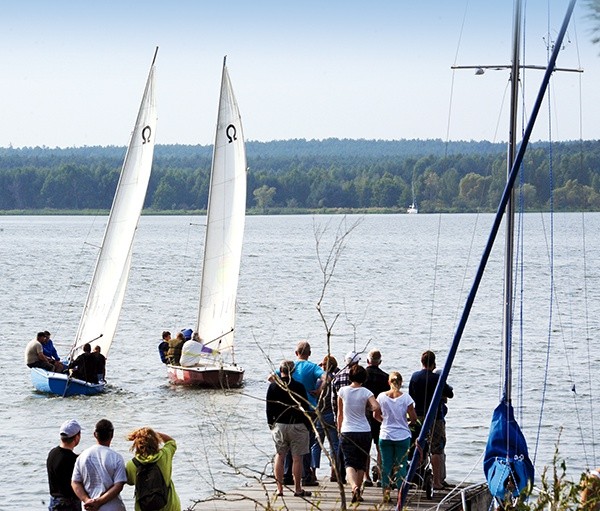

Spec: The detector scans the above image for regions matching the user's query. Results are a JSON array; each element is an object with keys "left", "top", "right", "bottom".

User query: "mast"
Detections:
[
  {"left": 398, "top": 0, "right": 579, "bottom": 506},
  {"left": 503, "top": 0, "right": 522, "bottom": 403}
]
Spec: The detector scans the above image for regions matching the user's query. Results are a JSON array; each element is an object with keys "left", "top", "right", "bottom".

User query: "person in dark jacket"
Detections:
[
  {"left": 266, "top": 360, "right": 312, "bottom": 498},
  {"left": 69, "top": 343, "right": 98, "bottom": 383},
  {"left": 158, "top": 331, "right": 170, "bottom": 364},
  {"left": 363, "top": 349, "right": 390, "bottom": 486},
  {"left": 408, "top": 350, "right": 454, "bottom": 490}
]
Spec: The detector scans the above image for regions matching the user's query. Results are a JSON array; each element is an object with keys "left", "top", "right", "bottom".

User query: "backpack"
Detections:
[{"left": 132, "top": 458, "right": 169, "bottom": 511}]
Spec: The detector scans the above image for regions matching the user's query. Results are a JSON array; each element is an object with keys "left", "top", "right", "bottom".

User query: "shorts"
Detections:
[
  {"left": 271, "top": 423, "right": 309, "bottom": 457},
  {"left": 418, "top": 417, "right": 446, "bottom": 455},
  {"left": 340, "top": 431, "right": 372, "bottom": 470},
  {"left": 368, "top": 415, "right": 381, "bottom": 444}
]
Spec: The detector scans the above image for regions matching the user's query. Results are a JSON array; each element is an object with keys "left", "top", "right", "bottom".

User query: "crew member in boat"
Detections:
[
  {"left": 158, "top": 331, "right": 170, "bottom": 364},
  {"left": 166, "top": 332, "right": 186, "bottom": 365},
  {"left": 68, "top": 343, "right": 99, "bottom": 383},
  {"left": 24, "top": 331, "right": 59, "bottom": 372},
  {"left": 92, "top": 346, "right": 106, "bottom": 383},
  {"left": 42, "top": 330, "right": 64, "bottom": 372},
  {"left": 179, "top": 332, "right": 219, "bottom": 367}
]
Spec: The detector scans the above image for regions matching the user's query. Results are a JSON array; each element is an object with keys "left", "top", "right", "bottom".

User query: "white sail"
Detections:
[
  {"left": 73, "top": 50, "right": 158, "bottom": 358},
  {"left": 196, "top": 61, "right": 247, "bottom": 354}
]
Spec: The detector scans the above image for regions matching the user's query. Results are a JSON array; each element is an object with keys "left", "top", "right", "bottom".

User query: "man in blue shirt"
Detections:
[
  {"left": 271, "top": 341, "right": 325, "bottom": 486},
  {"left": 43, "top": 331, "right": 64, "bottom": 372}
]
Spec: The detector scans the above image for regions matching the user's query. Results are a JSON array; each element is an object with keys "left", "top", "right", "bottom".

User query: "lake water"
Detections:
[{"left": 0, "top": 213, "right": 598, "bottom": 510}]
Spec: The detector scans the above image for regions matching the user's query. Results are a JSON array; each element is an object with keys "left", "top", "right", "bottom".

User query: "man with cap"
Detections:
[
  {"left": 47, "top": 419, "right": 82, "bottom": 511},
  {"left": 330, "top": 350, "right": 362, "bottom": 484},
  {"left": 71, "top": 418, "right": 127, "bottom": 511}
]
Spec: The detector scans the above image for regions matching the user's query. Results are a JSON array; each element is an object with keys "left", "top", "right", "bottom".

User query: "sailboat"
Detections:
[
  {"left": 30, "top": 48, "right": 159, "bottom": 397},
  {"left": 407, "top": 183, "right": 418, "bottom": 214},
  {"left": 399, "top": 1, "right": 579, "bottom": 508},
  {"left": 166, "top": 58, "right": 246, "bottom": 388}
]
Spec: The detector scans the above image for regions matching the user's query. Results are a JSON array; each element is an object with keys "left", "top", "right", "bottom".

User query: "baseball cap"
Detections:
[
  {"left": 59, "top": 419, "right": 81, "bottom": 438},
  {"left": 345, "top": 351, "right": 361, "bottom": 365}
]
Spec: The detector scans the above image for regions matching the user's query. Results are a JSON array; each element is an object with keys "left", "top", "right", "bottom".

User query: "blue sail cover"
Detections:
[{"left": 484, "top": 399, "right": 534, "bottom": 499}]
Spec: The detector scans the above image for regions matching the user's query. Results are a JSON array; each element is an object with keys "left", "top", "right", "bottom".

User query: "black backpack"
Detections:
[{"left": 132, "top": 458, "right": 169, "bottom": 511}]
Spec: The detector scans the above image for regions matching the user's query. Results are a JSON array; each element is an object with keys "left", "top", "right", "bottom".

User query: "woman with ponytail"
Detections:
[{"left": 373, "top": 371, "right": 418, "bottom": 502}]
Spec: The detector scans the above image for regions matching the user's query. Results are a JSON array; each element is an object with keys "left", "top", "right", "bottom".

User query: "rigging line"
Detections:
[
  {"left": 536, "top": 210, "right": 588, "bottom": 466},
  {"left": 581, "top": 213, "right": 596, "bottom": 466},
  {"left": 444, "top": 0, "right": 471, "bottom": 158},
  {"left": 398, "top": 1, "right": 578, "bottom": 506},
  {"left": 515, "top": 160, "right": 525, "bottom": 420},
  {"left": 533, "top": 116, "right": 555, "bottom": 467},
  {"left": 427, "top": 214, "right": 443, "bottom": 347},
  {"left": 571, "top": 15, "right": 594, "bottom": 465}
]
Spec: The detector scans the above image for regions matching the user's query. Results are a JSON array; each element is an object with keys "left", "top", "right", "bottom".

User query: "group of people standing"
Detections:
[
  {"left": 46, "top": 418, "right": 181, "bottom": 511},
  {"left": 24, "top": 331, "right": 107, "bottom": 384},
  {"left": 265, "top": 341, "right": 453, "bottom": 504}
]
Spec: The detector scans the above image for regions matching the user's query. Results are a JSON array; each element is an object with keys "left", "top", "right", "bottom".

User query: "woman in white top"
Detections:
[
  {"left": 337, "top": 364, "right": 380, "bottom": 503},
  {"left": 374, "top": 371, "right": 418, "bottom": 501}
]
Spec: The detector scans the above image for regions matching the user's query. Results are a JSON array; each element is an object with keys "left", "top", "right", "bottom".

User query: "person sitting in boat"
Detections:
[
  {"left": 25, "top": 331, "right": 58, "bottom": 372},
  {"left": 92, "top": 345, "right": 106, "bottom": 382},
  {"left": 167, "top": 332, "right": 186, "bottom": 365},
  {"left": 68, "top": 343, "right": 99, "bottom": 383},
  {"left": 158, "top": 331, "right": 170, "bottom": 364},
  {"left": 179, "top": 332, "right": 219, "bottom": 367},
  {"left": 42, "top": 330, "right": 64, "bottom": 372}
]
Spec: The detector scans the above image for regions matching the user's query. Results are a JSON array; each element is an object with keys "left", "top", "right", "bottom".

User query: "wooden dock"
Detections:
[{"left": 189, "top": 479, "right": 491, "bottom": 510}]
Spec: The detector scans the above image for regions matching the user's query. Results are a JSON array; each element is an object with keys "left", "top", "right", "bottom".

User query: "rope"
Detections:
[
  {"left": 532, "top": 64, "right": 555, "bottom": 467},
  {"left": 582, "top": 213, "right": 597, "bottom": 467}
]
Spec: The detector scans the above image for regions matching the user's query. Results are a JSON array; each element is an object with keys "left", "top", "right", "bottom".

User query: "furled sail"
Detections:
[{"left": 484, "top": 399, "right": 535, "bottom": 499}]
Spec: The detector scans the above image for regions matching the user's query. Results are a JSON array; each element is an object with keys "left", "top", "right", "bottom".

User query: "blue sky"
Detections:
[{"left": 0, "top": 1, "right": 597, "bottom": 148}]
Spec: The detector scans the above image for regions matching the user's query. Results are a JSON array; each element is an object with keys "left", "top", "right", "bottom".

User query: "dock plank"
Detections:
[{"left": 189, "top": 479, "right": 490, "bottom": 510}]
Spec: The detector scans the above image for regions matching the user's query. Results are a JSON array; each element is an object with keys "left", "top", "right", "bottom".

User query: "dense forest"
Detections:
[{"left": 1, "top": 138, "right": 599, "bottom": 213}]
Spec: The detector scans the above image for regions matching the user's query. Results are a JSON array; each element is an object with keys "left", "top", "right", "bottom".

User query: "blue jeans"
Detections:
[
  {"left": 379, "top": 437, "right": 411, "bottom": 489},
  {"left": 311, "top": 410, "right": 339, "bottom": 469},
  {"left": 49, "top": 495, "right": 81, "bottom": 511}
]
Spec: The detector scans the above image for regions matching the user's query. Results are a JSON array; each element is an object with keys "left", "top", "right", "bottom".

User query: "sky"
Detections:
[{"left": 0, "top": 0, "right": 598, "bottom": 148}]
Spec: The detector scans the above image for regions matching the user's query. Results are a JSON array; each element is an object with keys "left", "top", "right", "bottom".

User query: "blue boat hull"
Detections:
[{"left": 30, "top": 368, "right": 105, "bottom": 397}]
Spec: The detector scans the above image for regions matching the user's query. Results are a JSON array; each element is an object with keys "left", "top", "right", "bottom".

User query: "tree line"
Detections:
[{"left": 1, "top": 138, "right": 599, "bottom": 212}]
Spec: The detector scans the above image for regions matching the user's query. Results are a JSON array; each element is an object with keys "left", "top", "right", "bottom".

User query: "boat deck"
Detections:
[{"left": 189, "top": 479, "right": 491, "bottom": 511}]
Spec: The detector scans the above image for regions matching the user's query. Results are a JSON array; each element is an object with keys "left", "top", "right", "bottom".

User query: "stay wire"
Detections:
[
  {"left": 572, "top": 6, "right": 596, "bottom": 468},
  {"left": 581, "top": 213, "right": 596, "bottom": 467},
  {"left": 532, "top": 13, "right": 556, "bottom": 466}
]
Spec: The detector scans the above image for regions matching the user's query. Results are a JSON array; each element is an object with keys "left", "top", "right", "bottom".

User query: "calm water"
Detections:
[{"left": 0, "top": 213, "right": 598, "bottom": 510}]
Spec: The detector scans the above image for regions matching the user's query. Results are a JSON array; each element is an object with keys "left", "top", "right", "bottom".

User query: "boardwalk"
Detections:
[{"left": 189, "top": 479, "right": 491, "bottom": 511}]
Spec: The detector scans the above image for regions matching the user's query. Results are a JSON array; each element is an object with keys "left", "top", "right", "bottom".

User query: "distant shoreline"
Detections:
[{"left": 0, "top": 207, "right": 415, "bottom": 216}]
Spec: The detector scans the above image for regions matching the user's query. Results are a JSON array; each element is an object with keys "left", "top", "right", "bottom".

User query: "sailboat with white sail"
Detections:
[
  {"left": 399, "top": 0, "right": 582, "bottom": 508},
  {"left": 30, "top": 48, "right": 159, "bottom": 397},
  {"left": 166, "top": 58, "right": 246, "bottom": 388},
  {"left": 407, "top": 182, "right": 418, "bottom": 214}
]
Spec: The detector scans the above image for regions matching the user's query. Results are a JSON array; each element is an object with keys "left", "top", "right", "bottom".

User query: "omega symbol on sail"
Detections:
[
  {"left": 142, "top": 126, "right": 152, "bottom": 144},
  {"left": 226, "top": 124, "right": 237, "bottom": 143}
]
